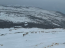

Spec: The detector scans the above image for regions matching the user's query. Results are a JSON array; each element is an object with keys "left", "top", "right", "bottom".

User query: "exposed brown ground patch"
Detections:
[{"left": 0, "top": 44, "right": 3, "bottom": 46}]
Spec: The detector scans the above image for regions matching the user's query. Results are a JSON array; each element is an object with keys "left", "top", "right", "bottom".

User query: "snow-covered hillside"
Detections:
[
  {"left": 0, "top": 5, "right": 65, "bottom": 48},
  {"left": 0, "top": 5, "right": 65, "bottom": 28},
  {"left": 0, "top": 28, "right": 65, "bottom": 48}
]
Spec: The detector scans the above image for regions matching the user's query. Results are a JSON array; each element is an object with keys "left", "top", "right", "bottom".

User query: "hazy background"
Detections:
[{"left": 0, "top": 0, "right": 65, "bottom": 14}]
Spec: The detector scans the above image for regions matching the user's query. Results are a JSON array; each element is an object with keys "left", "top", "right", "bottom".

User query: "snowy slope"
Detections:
[
  {"left": 0, "top": 5, "right": 65, "bottom": 48},
  {"left": 0, "top": 28, "right": 65, "bottom": 48},
  {"left": 0, "top": 5, "right": 65, "bottom": 28}
]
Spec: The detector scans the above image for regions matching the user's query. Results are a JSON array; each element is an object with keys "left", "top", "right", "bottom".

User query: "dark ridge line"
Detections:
[{"left": 0, "top": 20, "right": 62, "bottom": 29}]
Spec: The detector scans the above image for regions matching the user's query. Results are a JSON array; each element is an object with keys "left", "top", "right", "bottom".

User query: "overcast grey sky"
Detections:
[{"left": 0, "top": 0, "right": 65, "bottom": 14}]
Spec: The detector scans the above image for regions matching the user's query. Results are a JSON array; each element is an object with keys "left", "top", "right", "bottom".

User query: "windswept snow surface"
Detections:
[{"left": 0, "top": 28, "right": 65, "bottom": 48}]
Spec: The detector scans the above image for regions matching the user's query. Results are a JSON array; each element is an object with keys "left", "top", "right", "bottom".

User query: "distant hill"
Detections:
[{"left": 0, "top": 5, "right": 65, "bottom": 28}]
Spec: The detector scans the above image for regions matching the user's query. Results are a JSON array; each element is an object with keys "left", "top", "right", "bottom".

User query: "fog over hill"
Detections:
[{"left": 0, "top": 5, "right": 65, "bottom": 28}]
